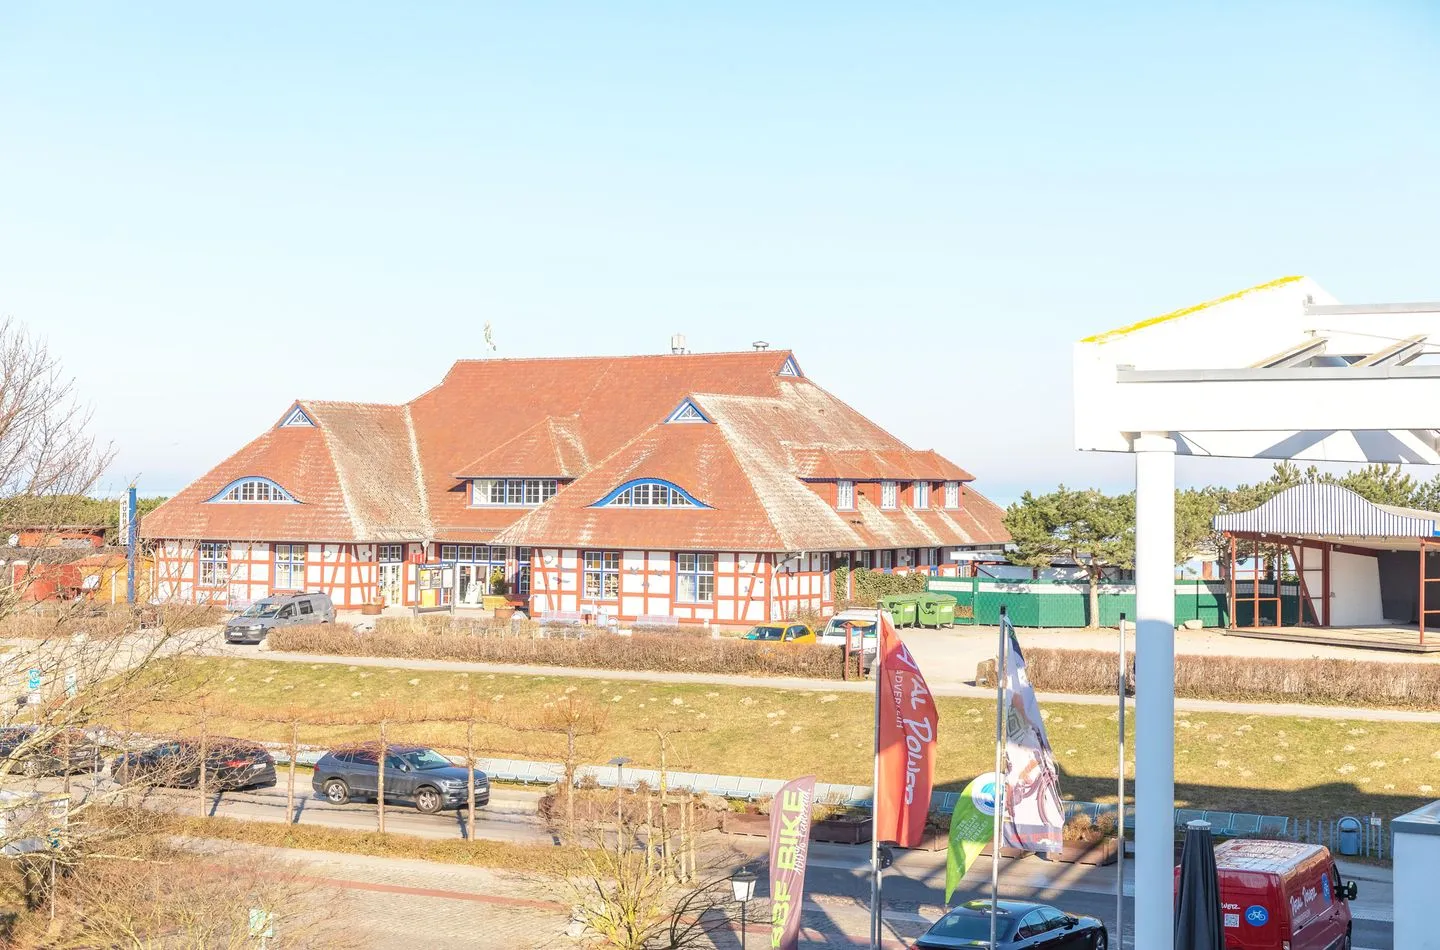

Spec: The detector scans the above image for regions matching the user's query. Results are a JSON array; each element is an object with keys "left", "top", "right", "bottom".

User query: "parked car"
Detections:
[
  {"left": 1188, "top": 838, "right": 1356, "bottom": 950},
  {"left": 0, "top": 726, "right": 103, "bottom": 778},
  {"left": 224, "top": 592, "right": 335, "bottom": 644},
  {"left": 818, "top": 608, "right": 880, "bottom": 661},
  {"left": 311, "top": 745, "right": 490, "bottom": 815},
  {"left": 111, "top": 737, "right": 277, "bottom": 790},
  {"left": 742, "top": 622, "right": 816, "bottom": 644},
  {"left": 913, "top": 899, "right": 1107, "bottom": 949}
]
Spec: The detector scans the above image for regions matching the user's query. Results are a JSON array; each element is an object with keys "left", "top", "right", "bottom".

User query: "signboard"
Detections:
[
  {"left": 248, "top": 908, "right": 275, "bottom": 939},
  {"left": 63, "top": 671, "right": 77, "bottom": 698},
  {"left": 26, "top": 669, "right": 40, "bottom": 692}
]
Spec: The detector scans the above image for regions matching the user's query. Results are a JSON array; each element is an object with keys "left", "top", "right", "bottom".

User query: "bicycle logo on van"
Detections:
[{"left": 1245, "top": 906, "right": 1269, "bottom": 926}]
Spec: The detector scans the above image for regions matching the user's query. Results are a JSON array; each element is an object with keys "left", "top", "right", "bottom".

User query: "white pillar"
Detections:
[{"left": 1133, "top": 433, "right": 1176, "bottom": 950}]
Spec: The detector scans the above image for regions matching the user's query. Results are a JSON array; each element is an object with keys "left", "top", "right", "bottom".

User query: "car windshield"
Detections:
[
  {"left": 927, "top": 913, "right": 1017, "bottom": 941},
  {"left": 401, "top": 749, "right": 454, "bottom": 770},
  {"left": 240, "top": 602, "right": 282, "bottom": 618},
  {"left": 746, "top": 626, "right": 783, "bottom": 640},
  {"left": 824, "top": 619, "right": 875, "bottom": 636}
]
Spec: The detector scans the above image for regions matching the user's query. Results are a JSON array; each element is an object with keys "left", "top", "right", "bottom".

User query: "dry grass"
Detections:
[
  {"left": 125, "top": 657, "right": 1440, "bottom": 822},
  {"left": 0, "top": 603, "right": 224, "bottom": 640},
  {"left": 269, "top": 623, "right": 846, "bottom": 679},
  {"left": 1015, "top": 648, "right": 1440, "bottom": 710}
]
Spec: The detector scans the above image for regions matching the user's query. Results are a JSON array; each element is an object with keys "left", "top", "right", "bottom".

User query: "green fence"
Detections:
[{"left": 921, "top": 577, "right": 1300, "bottom": 628}]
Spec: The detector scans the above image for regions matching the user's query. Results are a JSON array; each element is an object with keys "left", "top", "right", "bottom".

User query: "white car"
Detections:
[{"left": 817, "top": 609, "right": 883, "bottom": 665}]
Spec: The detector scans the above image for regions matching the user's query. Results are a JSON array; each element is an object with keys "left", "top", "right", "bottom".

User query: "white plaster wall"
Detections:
[
  {"left": 1394, "top": 830, "right": 1440, "bottom": 949},
  {"left": 1330, "top": 551, "right": 1384, "bottom": 626}
]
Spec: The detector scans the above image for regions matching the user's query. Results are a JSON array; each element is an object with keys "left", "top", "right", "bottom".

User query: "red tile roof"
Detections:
[{"left": 142, "top": 351, "right": 1009, "bottom": 551}]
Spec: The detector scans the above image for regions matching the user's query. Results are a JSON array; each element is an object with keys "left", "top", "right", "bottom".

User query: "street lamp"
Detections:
[
  {"left": 607, "top": 757, "right": 631, "bottom": 833},
  {"left": 730, "top": 869, "right": 757, "bottom": 950}
]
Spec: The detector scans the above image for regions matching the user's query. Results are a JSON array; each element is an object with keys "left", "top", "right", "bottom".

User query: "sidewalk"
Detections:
[{"left": 223, "top": 640, "right": 1440, "bottom": 723}]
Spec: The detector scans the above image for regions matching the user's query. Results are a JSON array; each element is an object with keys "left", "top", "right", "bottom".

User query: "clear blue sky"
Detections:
[{"left": 3, "top": 3, "right": 1438, "bottom": 505}]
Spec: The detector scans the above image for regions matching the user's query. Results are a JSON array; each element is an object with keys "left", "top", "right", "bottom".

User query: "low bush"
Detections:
[
  {"left": 0, "top": 602, "right": 222, "bottom": 639},
  {"left": 1008, "top": 648, "right": 1440, "bottom": 709},
  {"left": 268, "top": 623, "right": 848, "bottom": 678}
]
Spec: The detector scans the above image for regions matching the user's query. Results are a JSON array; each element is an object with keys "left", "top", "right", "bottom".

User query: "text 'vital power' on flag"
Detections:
[
  {"left": 874, "top": 608, "right": 939, "bottom": 849},
  {"left": 768, "top": 775, "right": 816, "bottom": 950}
]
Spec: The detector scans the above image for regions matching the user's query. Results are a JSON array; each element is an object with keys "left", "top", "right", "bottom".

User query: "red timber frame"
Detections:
[{"left": 1223, "top": 530, "right": 1437, "bottom": 645}]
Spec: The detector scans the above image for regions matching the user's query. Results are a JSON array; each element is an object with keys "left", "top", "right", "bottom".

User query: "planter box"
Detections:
[
  {"left": 360, "top": 603, "right": 383, "bottom": 616},
  {"left": 1046, "top": 838, "right": 1117, "bottom": 866},
  {"left": 720, "top": 812, "right": 872, "bottom": 844},
  {"left": 493, "top": 605, "right": 516, "bottom": 621},
  {"left": 811, "top": 817, "right": 871, "bottom": 845}
]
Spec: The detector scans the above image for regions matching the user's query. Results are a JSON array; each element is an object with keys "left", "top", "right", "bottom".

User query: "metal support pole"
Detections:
[
  {"left": 870, "top": 598, "right": 883, "bottom": 949},
  {"left": 990, "top": 606, "right": 1009, "bottom": 948},
  {"left": 1134, "top": 434, "right": 1176, "bottom": 949},
  {"left": 1116, "top": 613, "right": 1127, "bottom": 946}
]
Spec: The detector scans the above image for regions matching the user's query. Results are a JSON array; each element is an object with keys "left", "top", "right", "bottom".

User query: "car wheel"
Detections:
[
  {"left": 323, "top": 779, "right": 350, "bottom": 805},
  {"left": 1093, "top": 932, "right": 1107, "bottom": 950},
  {"left": 20, "top": 759, "right": 41, "bottom": 779},
  {"left": 414, "top": 787, "right": 443, "bottom": 815}
]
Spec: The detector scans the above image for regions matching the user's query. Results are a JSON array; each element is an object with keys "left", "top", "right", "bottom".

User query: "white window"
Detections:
[
  {"left": 210, "top": 477, "right": 297, "bottom": 504},
  {"left": 837, "top": 480, "right": 854, "bottom": 510},
  {"left": 515, "top": 547, "right": 532, "bottom": 596},
  {"left": 471, "top": 478, "right": 559, "bottom": 507},
  {"left": 378, "top": 544, "right": 403, "bottom": 563},
  {"left": 676, "top": 553, "right": 715, "bottom": 603},
  {"left": 945, "top": 481, "right": 960, "bottom": 509},
  {"left": 583, "top": 551, "right": 621, "bottom": 600},
  {"left": 914, "top": 482, "right": 929, "bottom": 510},
  {"left": 599, "top": 480, "right": 704, "bottom": 508},
  {"left": 274, "top": 544, "right": 306, "bottom": 590},
  {"left": 860, "top": 550, "right": 873, "bottom": 569},
  {"left": 199, "top": 542, "right": 228, "bottom": 587},
  {"left": 881, "top": 481, "right": 897, "bottom": 510},
  {"left": 881, "top": 550, "right": 894, "bottom": 570}
]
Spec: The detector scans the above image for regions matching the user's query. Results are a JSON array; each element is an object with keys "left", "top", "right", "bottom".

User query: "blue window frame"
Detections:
[
  {"left": 207, "top": 477, "right": 299, "bottom": 504},
  {"left": 470, "top": 478, "right": 558, "bottom": 507},
  {"left": 199, "top": 542, "right": 228, "bottom": 587},
  {"left": 274, "top": 544, "right": 306, "bottom": 590},
  {"left": 676, "top": 553, "right": 715, "bottom": 603},
  {"left": 591, "top": 478, "right": 710, "bottom": 509}
]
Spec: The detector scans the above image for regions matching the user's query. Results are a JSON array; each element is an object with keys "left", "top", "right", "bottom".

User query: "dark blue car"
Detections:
[
  {"left": 914, "top": 900, "right": 1107, "bottom": 949},
  {"left": 311, "top": 744, "right": 490, "bottom": 815}
]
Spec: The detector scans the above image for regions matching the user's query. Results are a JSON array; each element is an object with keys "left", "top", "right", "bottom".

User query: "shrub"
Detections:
[
  {"left": 832, "top": 566, "right": 928, "bottom": 610},
  {"left": 1010, "top": 648, "right": 1440, "bottom": 710},
  {"left": 268, "top": 622, "right": 848, "bottom": 679}
]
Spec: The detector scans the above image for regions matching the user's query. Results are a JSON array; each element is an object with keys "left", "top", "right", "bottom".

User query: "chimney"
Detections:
[
  {"left": 670, "top": 334, "right": 688, "bottom": 355},
  {"left": 752, "top": 340, "right": 769, "bottom": 351}
]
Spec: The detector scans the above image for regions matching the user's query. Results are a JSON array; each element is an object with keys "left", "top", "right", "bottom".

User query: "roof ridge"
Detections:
[
  {"left": 444, "top": 348, "right": 795, "bottom": 367},
  {"left": 315, "top": 412, "right": 368, "bottom": 538},
  {"left": 402, "top": 404, "right": 434, "bottom": 539}
]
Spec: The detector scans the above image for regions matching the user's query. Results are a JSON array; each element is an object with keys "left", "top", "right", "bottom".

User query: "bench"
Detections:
[{"left": 634, "top": 615, "right": 683, "bottom": 628}]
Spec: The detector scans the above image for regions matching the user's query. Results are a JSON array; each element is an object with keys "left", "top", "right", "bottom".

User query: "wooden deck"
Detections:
[{"left": 1226, "top": 623, "right": 1440, "bottom": 653}]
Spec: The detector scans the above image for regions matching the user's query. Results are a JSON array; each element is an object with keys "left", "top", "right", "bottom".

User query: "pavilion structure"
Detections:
[{"left": 1073, "top": 276, "right": 1440, "bottom": 948}]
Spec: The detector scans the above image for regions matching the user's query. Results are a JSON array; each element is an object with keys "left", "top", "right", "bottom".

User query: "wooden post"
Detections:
[
  {"left": 658, "top": 732, "right": 671, "bottom": 882},
  {"left": 466, "top": 717, "right": 476, "bottom": 844},
  {"left": 377, "top": 720, "right": 387, "bottom": 834},
  {"left": 285, "top": 719, "right": 298, "bottom": 824},
  {"left": 1227, "top": 535, "right": 1237, "bottom": 630},
  {"left": 1421, "top": 539, "right": 1428, "bottom": 646},
  {"left": 1322, "top": 542, "right": 1331, "bottom": 627},
  {"left": 197, "top": 714, "right": 208, "bottom": 818}
]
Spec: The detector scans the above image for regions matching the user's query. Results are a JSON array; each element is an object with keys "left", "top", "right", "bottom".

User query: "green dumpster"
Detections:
[
  {"left": 880, "top": 594, "right": 918, "bottom": 627},
  {"left": 916, "top": 592, "right": 957, "bottom": 628}
]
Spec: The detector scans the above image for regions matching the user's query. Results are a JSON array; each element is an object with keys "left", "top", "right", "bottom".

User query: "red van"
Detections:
[{"left": 1183, "top": 839, "right": 1358, "bottom": 950}]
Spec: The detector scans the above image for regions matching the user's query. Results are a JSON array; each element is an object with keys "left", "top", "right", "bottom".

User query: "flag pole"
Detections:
[
  {"left": 990, "top": 605, "right": 1009, "bottom": 948},
  {"left": 1117, "top": 612, "right": 1127, "bottom": 946},
  {"left": 870, "top": 598, "right": 883, "bottom": 949}
]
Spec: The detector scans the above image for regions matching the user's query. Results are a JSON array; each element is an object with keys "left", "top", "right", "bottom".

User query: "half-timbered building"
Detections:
[{"left": 141, "top": 350, "right": 1008, "bottom": 624}]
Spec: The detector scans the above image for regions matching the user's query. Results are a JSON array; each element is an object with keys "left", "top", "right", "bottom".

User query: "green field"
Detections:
[{"left": 130, "top": 657, "right": 1439, "bottom": 820}]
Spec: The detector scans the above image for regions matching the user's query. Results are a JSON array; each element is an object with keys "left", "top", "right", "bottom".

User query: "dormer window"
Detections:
[
  {"left": 944, "top": 481, "right": 960, "bottom": 509},
  {"left": 836, "top": 480, "right": 855, "bottom": 510},
  {"left": 778, "top": 355, "right": 803, "bottom": 378},
  {"left": 207, "top": 477, "right": 298, "bottom": 504},
  {"left": 881, "top": 480, "right": 897, "bottom": 510},
  {"left": 666, "top": 399, "right": 711, "bottom": 424},
  {"left": 471, "top": 478, "right": 558, "bottom": 507},
  {"left": 593, "top": 478, "right": 710, "bottom": 509},
  {"left": 914, "top": 482, "right": 929, "bottom": 510}
]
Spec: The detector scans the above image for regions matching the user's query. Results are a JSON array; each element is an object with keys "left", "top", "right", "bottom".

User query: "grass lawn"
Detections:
[{"left": 128, "top": 657, "right": 1440, "bottom": 821}]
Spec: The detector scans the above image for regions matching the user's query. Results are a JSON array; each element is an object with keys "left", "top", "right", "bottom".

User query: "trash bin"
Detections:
[
  {"left": 880, "top": 594, "right": 918, "bottom": 627},
  {"left": 1337, "top": 816, "right": 1362, "bottom": 856},
  {"left": 917, "top": 593, "right": 957, "bottom": 628}
]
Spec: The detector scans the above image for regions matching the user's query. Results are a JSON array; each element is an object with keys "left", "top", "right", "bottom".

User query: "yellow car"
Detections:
[{"left": 742, "top": 623, "right": 817, "bottom": 645}]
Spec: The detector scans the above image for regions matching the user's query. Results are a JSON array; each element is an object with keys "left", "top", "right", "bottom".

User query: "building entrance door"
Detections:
[
  {"left": 379, "top": 562, "right": 402, "bottom": 606},
  {"left": 458, "top": 564, "right": 484, "bottom": 607}
]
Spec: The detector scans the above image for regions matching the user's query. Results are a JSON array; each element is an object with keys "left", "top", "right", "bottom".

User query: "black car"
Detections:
[
  {"left": 311, "top": 745, "right": 490, "bottom": 815},
  {"left": 914, "top": 900, "right": 1107, "bottom": 949},
  {"left": 111, "top": 737, "right": 277, "bottom": 791},
  {"left": 0, "top": 726, "right": 103, "bottom": 778}
]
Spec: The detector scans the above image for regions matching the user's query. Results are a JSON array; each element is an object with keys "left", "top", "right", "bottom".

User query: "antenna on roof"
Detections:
[
  {"left": 483, "top": 322, "right": 497, "bottom": 355},
  {"left": 752, "top": 340, "right": 769, "bottom": 351},
  {"left": 670, "top": 333, "right": 688, "bottom": 355}
]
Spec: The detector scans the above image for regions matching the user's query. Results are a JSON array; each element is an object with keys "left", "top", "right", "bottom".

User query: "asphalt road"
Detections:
[{"left": 25, "top": 772, "right": 1395, "bottom": 949}]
